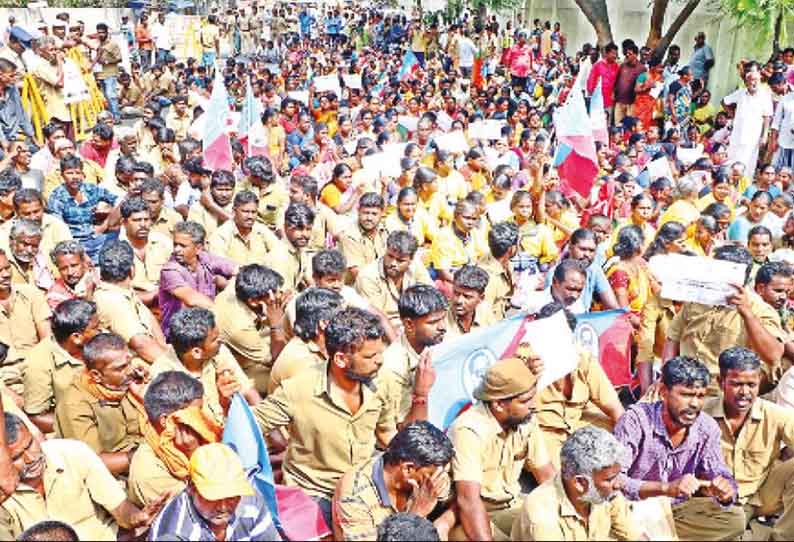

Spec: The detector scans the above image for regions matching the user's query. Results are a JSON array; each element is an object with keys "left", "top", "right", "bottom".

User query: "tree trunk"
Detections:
[
  {"left": 646, "top": 0, "right": 671, "bottom": 50},
  {"left": 773, "top": 9, "right": 783, "bottom": 54},
  {"left": 573, "top": 0, "right": 613, "bottom": 47},
  {"left": 651, "top": 0, "right": 701, "bottom": 60}
]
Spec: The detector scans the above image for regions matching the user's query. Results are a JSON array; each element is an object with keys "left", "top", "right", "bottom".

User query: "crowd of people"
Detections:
[{"left": 0, "top": 2, "right": 792, "bottom": 541}]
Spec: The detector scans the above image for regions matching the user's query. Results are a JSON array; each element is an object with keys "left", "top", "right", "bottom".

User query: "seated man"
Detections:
[
  {"left": 448, "top": 357, "right": 555, "bottom": 541},
  {"left": 0, "top": 249, "right": 51, "bottom": 395},
  {"left": 23, "top": 299, "right": 98, "bottom": 434},
  {"left": 268, "top": 287, "right": 343, "bottom": 394},
  {"left": 4, "top": 219, "right": 52, "bottom": 290},
  {"left": 236, "top": 156, "right": 288, "bottom": 231},
  {"left": 139, "top": 178, "right": 183, "bottom": 239},
  {"left": 0, "top": 412, "right": 166, "bottom": 540},
  {"left": 254, "top": 307, "right": 432, "bottom": 526},
  {"left": 158, "top": 221, "right": 237, "bottom": 337},
  {"left": 118, "top": 196, "right": 172, "bottom": 307},
  {"left": 384, "top": 285, "right": 448, "bottom": 422},
  {"left": 207, "top": 190, "right": 283, "bottom": 266},
  {"left": 447, "top": 264, "right": 496, "bottom": 337},
  {"left": 46, "top": 240, "right": 96, "bottom": 309},
  {"left": 187, "top": 169, "right": 234, "bottom": 239},
  {"left": 615, "top": 356, "right": 746, "bottom": 541},
  {"left": 55, "top": 332, "right": 144, "bottom": 476},
  {"left": 150, "top": 307, "right": 259, "bottom": 422},
  {"left": 148, "top": 443, "right": 280, "bottom": 541},
  {"left": 94, "top": 241, "right": 168, "bottom": 364},
  {"left": 525, "top": 259, "right": 587, "bottom": 315},
  {"left": 128, "top": 370, "right": 222, "bottom": 507},
  {"left": 431, "top": 200, "right": 488, "bottom": 293},
  {"left": 334, "top": 421, "right": 456, "bottom": 541},
  {"left": 534, "top": 303, "right": 624, "bottom": 466},
  {"left": 512, "top": 426, "right": 644, "bottom": 541},
  {"left": 355, "top": 231, "right": 433, "bottom": 332},
  {"left": 277, "top": 202, "right": 316, "bottom": 292},
  {"left": 478, "top": 221, "right": 518, "bottom": 321},
  {"left": 285, "top": 174, "right": 340, "bottom": 249},
  {"left": 664, "top": 245, "right": 785, "bottom": 395},
  {"left": 215, "top": 263, "right": 288, "bottom": 395},
  {"left": 338, "top": 193, "right": 388, "bottom": 281},
  {"left": 707, "top": 347, "right": 794, "bottom": 541},
  {"left": 17, "top": 520, "right": 80, "bottom": 542}
]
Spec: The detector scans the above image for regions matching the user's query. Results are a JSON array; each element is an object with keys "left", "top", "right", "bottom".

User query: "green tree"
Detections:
[{"left": 721, "top": 0, "right": 794, "bottom": 54}]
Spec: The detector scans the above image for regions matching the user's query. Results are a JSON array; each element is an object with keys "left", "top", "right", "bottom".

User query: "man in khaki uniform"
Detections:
[
  {"left": 254, "top": 307, "right": 432, "bottom": 527},
  {"left": 236, "top": 156, "right": 289, "bottom": 232},
  {"left": 267, "top": 287, "right": 341, "bottom": 394},
  {"left": 355, "top": 231, "right": 432, "bottom": 331},
  {"left": 93, "top": 240, "right": 168, "bottom": 364},
  {"left": 216, "top": 264, "right": 288, "bottom": 395},
  {"left": 384, "top": 284, "right": 448, "bottom": 421},
  {"left": 478, "top": 222, "right": 518, "bottom": 321},
  {"left": 30, "top": 37, "right": 71, "bottom": 130},
  {"left": 54, "top": 333, "right": 143, "bottom": 477},
  {"left": 446, "top": 265, "right": 496, "bottom": 338},
  {"left": 207, "top": 191, "right": 284, "bottom": 266},
  {"left": 118, "top": 197, "right": 172, "bottom": 308},
  {"left": 3, "top": 219, "right": 50, "bottom": 289},
  {"left": 0, "top": 413, "right": 166, "bottom": 540},
  {"left": 448, "top": 357, "right": 555, "bottom": 541},
  {"left": 277, "top": 203, "right": 315, "bottom": 292},
  {"left": 706, "top": 346, "right": 794, "bottom": 541},
  {"left": 664, "top": 245, "right": 786, "bottom": 395},
  {"left": 23, "top": 299, "right": 98, "bottom": 435},
  {"left": 140, "top": 179, "right": 182, "bottom": 239},
  {"left": 164, "top": 96, "right": 192, "bottom": 141},
  {"left": 339, "top": 193, "right": 389, "bottom": 281},
  {"left": 285, "top": 175, "right": 341, "bottom": 250},
  {"left": 0, "top": 251, "right": 51, "bottom": 394},
  {"left": 512, "top": 426, "right": 644, "bottom": 541},
  {"left": 187, "top": 170, "right": 235, "bottom": 239}
]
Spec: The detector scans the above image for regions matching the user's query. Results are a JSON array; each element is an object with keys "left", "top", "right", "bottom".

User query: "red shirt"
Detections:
[
  {"left": 587, "top": 59, "right": 620, "bottom": 108},
  {"left": 507, "top": 44, "right": 533, "bottom": 78}
]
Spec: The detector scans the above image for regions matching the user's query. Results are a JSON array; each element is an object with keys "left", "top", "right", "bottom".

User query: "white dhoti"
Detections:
[{"left": 727, "top": 140, "right": 761, "bottom": 176}]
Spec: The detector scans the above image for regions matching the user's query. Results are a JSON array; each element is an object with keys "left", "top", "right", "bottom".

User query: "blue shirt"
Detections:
[
  {"left": 47, "top": 182, "right": 118, "bottom": 242},
  {"left": 742, "top": 184, "right": 781, "bottom": 201},
  {"left": 689, "top": 45, "right": 715, "bottom": 80},
  {"left": 544, "top": 256, "right": 611, "bottom": 312}
]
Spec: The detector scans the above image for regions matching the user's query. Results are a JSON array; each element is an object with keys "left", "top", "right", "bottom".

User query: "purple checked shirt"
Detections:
[{"left": 614, "top": 401, "right": 737, "bottom": 504}]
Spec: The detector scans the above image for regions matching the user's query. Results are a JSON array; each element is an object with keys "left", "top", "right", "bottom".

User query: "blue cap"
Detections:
[{"left": 8, "top": 27, "right": 33, "bottom": 47}]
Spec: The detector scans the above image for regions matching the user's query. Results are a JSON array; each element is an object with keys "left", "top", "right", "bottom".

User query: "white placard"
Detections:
[
  {"left": 469, "top": 119, "right": 505, "bottom": 141},
  {"left": 313, "top": 74, "right": 341, "bottom": 97},
  {"left": 264, "top": 63, "right": 281, "bottom": 75},
  {"left": 524, "top": 310, "right": 579, "bottom": 391},
  {"left": 398, "top": 115, "right": 419, "bottom": 132},
  {"left": 287, "top": 91, "right": 309, "bottom": 105},
  {"left": 677, "top": 145, "right": 704, "bottom": 166},
  {"left": 436, "top": 111, "right": 453, "bottom": 132},
  {"left": 646, "top": 156, "right": 674, "bottom": 181},
  {"left": 342, "top": 73, "right": 362, "bottom": 89},
  {"left": 62, "top": 58, "right": 90, "bottom": 105},
  {"left": 649, "top": 254, "right": 747, "bottom": 306},
  {"left": 362, "top": 149, "right": 402, "bottom": 178},
  {"left": 434, "top": 130, "right": 469, "bottom": 153},
  {"left": 649, "top": 82, "right": 664, "bottom": 99}
]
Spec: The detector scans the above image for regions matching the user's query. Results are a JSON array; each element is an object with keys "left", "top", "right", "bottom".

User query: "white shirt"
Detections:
[
  {"left": 724, "top": 86, "right": 773, "bottom": 146},
  {"left": 773, "top": 92, "right": 794, "bottom": 150},
  {"left": 458, "top": 36, "right": 477, "bottom": 68},
  {"left": 150, "top": 20, "right": 173, "bottom": 51}
]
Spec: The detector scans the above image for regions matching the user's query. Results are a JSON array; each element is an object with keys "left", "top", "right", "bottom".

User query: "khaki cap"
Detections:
[{"left": 474, "top": 357, "right": 537, "bottom": 401}]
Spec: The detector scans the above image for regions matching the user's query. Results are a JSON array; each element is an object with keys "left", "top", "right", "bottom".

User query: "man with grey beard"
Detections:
[{"left": 512, "top": 426, "right": 644, "bottom": 540}]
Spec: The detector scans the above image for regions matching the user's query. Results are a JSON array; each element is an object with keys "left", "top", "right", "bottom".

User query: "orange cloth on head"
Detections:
[{"left": 141, "top": 404, "right": 223, "bottom": 480}]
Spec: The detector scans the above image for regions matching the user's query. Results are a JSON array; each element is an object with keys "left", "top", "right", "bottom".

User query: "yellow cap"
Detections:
[
  {"left": 189, "top": 443, "right": 255, "bottom": 500},
  {"left": 474, "top": 357, "right": 537, "bottom": 401}
]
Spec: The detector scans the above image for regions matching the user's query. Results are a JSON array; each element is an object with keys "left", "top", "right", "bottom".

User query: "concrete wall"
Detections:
[{"left": 0, "top": 7, "right": 133, "bottom": 35}]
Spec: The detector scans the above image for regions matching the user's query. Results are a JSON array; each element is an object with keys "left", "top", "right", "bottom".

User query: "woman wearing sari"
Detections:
[
  {"left": 607, "top": 194, "right": 656, "bottom": 257},
  {"left": 686, "top": 214, "right": 720, "bottom": 256},
  {"left": 606, "top": 225, "right": 656, "bottom": 317},
  {"left": 633, "top": 58, "right": 664, "bottom": 131}
]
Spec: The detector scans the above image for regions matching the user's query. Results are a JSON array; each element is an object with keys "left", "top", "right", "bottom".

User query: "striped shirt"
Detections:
[{"left": 148, "top": 487, "right": 281, "bottom": 541}]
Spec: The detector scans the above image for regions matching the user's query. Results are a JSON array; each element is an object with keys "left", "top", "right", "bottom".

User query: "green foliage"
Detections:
[{"left": 720, "top": 0, "right": 793, "bottom": 48}]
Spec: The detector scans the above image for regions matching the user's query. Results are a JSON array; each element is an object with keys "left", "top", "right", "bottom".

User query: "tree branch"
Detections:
[
  {"left": 573, "top": 0, "right": 614, "bottom": 47},
  {"left": 652, "top": 0, "right": 702, "bottom": 59},
  {"left": 646, "top": 0, "right": 671, "bottom": 48}
]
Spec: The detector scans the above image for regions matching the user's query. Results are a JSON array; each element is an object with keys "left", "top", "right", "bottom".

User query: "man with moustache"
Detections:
[
  {"left": 383, "top": 285, "right": 448, "bottom": 422},
  {"left": 512, "top": 426, "right": 644, "bottom": 541},
  {"left": 207, "top": 191, "right": 283, "bottom": 266},
  {"left": 4, "top": 219, "right": 52, "bottom": 289},
  {"left": 705, "top": 347, "right": 794, "bottom": 541},
  {"left": 276, "top": 203, "right": 315, "bottom": 292},
  {"left": 449, "top": 357, "right": 556, "bottom": 541},
  {"left": 46, "top": 241, "right": 95, "bottom": 309},
  {"left": 0, "top": 413, "right": 167, "bottom": 540},
  {"left": 446, "top": 265, "right": 495, "bottom": 338},
  {"left": 615, "top": 356, "right": 746, "bottom": 541},
  {"left": 54, "top": 333, "right": 145, "bottom": 477},
  {"left": 339, "top": 193, "right": 388, "bottom": 281}
]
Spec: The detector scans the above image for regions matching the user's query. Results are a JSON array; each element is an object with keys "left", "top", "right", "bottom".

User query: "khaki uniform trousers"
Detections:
[
  {"left": 744, "top": 458, "right": 794, "bottom": 542},
  {"left": 448, "top": 500, "right": 523, "bottom": 541},
  {"left": 673, "top": 497, "right": 747, "bottom": 541}
]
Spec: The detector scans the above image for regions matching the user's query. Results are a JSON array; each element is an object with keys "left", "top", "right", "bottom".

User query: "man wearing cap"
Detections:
[
  {"left": 448, "top": 357, "right": 555, "bottom": 541},
  {"left": 148, "top": 443, "right": 280, "bottom": 541},
  {"left": 0, "top": 27, "right": 33, "bottom": 77},
  {"left": 0, "top": 58, "right": 33, "bottom": 151},
  {"left": 30, "top": 36, "right": 71, "bottom": 136}
]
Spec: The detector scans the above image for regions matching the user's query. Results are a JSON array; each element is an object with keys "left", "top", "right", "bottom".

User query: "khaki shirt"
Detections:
[
  {"left": 478, "top": 254, "right": 513, "bottom": 321},
  {"left": 704, "top": 397, "right": 794, "bottom": 505},
  {"left": 151, "top": 206, "right": 183, "bottom": 239},
  {"left": 214, "top": 287, "right": 272, "bottom": 394},
  {"left": 94, "top": 281, "right": 161, "bottom": 343},
  {"left": 187, "top": 201, "right": 231, "bottom": 240},
  {"left": 119, "top": 230, "right": 173, "bottom": 293},
  {"left": 274, "top": 242, "right": 313, "bottom": 293},
  {"left": 511, "top": 475, "right": 641, "bottom": 541},
  {"left": 23, "top": 337, "right": 83, "bottom": 416},
  {"left": 444, "top": 302, "right": 497, "bottom": 339},
  {"left": 276, "top": 203, "right": 339, "bottom": 250},
  {"left": 54, "top": 378, "right": 142, "bottom": 454},
  {"left": 0, "top": 284, "right": 50, "bottom": 360},
  {"left": 236, "top": 180, "right": 290, "bottom": 230},
  {"left": 0, "top": 215, "right": 72, "bottom": 268},
  {"left": 253, "top": 362, "right": 399, "bottom": 499},
  {"left": 382, "top": 333, "right": 422, "bottom": 421},
  {"left": 667, "top": 292, "right": 786, "bottom": 392},
  {"left": 207, "top": 220, "right": 283, "bottom": 266},
  {"left": 165, "top": 109, "right": 192, "bottom": 141},
  {"left": 339, "top": 224, "right": 388, "bottom": 271},
  {"left": 31, "top": 57, "right": 70, "bottom": 122},
  {"left": 128, "top": 442, "right": 185, "bottom": 508},
  {"left": 333, "top": 455, "right": 397, "bottom": 541},
  {"left": 267, "top": 337, "right": 325, "bottom": 394},
  {"left": 0, "top": 439, "right": 126, "bottom": 541},
  {"left": 449, "top": 402, "right": 550, "bottom": 510},
  {"left": 148, "top": 345, "right": 252, "bottom": 424},
  {"left": 354, "top": 258, "right": 432, "bottom": 328}
]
